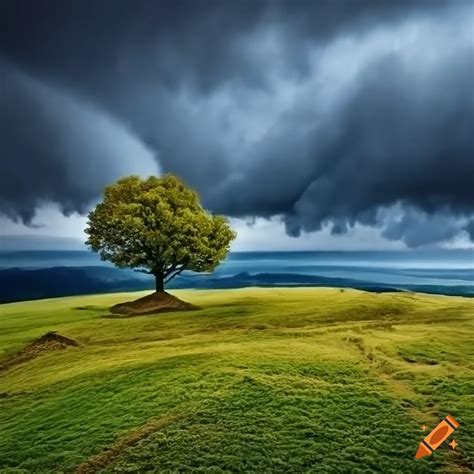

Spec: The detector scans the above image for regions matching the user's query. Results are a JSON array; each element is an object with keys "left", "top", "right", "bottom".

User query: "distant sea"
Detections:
[{"left": 0, "top": 250, "right": 473, "bottom": 303}]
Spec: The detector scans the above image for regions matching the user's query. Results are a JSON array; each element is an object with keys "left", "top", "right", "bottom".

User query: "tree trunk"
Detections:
[{"left": 155, "top": 274, "right": 164, "bottom": 292}]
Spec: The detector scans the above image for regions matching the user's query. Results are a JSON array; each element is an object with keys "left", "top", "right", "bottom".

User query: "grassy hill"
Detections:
[{"left": 0, "top": 288, "right": 473, "bottom": 473}]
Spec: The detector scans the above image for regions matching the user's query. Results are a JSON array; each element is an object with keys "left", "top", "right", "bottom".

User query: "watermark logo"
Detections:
[{"left": 416, "top": 415, "right": 459, "bottom": 459}]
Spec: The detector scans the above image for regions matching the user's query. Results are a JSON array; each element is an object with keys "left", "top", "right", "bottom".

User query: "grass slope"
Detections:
[{"left": 0, "top": 288, "right": 473, "bottom": 473}]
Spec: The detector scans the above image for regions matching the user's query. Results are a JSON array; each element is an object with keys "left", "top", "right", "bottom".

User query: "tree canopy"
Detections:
[{"left": 85, "top": 174, "right": 236, "bottom": 291}]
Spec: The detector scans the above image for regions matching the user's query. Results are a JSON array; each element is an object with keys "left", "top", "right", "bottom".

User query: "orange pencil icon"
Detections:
[{"left": 416, "top": 415, "right": 459, "bottom": 459}]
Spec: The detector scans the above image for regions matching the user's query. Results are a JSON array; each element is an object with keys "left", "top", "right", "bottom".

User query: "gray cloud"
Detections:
[
  {"left": 380, "top": 206, "right": 471, "bottom": 248},
  {"left": 0, "top": 62, "right": 158, "bottom": 223},
  {"left": 207, "top": 6, "right": 474, "bottom": 247},
  {"left": 465, "top": 220, "right": 474, "bottom": 242},
  {"left": 0, "top": 0, "right": 473, "bottom": 246}
]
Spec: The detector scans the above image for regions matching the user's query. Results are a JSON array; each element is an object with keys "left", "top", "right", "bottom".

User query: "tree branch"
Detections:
[
  {"left": 164, "top": 267, "right": 185, "bottom": 283},
  {"left": 134, "top": 268, "right": 152, "bottom": 274},
  {"left": 163, "top": 262, "right": 186, "bottom": 278},
  {"left": 163, "top": 263, "right": 179, "bottom": 277}
]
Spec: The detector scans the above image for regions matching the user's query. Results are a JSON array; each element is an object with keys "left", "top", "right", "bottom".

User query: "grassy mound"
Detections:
[
  {"left": 0, "top": 288, "right": 473, "bottom": 472},
  {"left": 0, "top": 331, "right": 78, "bottom": 372},
  {"left": 109, "top": 291, "right": 198, "bottom": 316}
]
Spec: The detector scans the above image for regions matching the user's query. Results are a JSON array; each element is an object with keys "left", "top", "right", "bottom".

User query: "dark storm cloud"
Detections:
[
  {"left": 0, "top": 61, "right": 157, "bottom": 223},
  {"left": 0, "top": 0, "right": 473, "bottom": 246},
  {"left": 222, "top": 47, "right": 474, "bottom": 233},
  {"left": 381, "top": 207, "right": 472, "bottom": 248},
  {"left": 465, "top": 220, "right": 474, "bottom": 242},
  {"left": 0, "top": 0, "right": 445, "bottom": 92}
]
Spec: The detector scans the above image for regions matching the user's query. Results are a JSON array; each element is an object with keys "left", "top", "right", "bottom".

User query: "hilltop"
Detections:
[{"left": 0, "top": 288, "right": 473, "bottom": 472}]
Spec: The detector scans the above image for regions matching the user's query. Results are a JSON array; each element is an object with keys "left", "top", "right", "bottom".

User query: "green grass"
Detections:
[{"left": 0, "top": 288, "right": 473, "bottom": 473}]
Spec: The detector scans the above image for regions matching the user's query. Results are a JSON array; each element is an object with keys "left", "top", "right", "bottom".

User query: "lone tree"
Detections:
[{"left": 85, "top": 174, "right": 235, "bottom": 314}]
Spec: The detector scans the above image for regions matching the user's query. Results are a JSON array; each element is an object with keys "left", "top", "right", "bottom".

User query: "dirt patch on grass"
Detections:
[
  {"left": 108, "top": 291, "right": 199, "bottom": 316},
  {"left": 75, "top": 412, "right": 182, "bottom": 473},
  {"left": 0, "top": 331, "right": 78, "bottom": 372}
]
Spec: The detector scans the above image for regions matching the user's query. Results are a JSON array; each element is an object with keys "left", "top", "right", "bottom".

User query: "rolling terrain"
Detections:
[{"left": 0, "top": 288, "right": 473, "bottom": 472}]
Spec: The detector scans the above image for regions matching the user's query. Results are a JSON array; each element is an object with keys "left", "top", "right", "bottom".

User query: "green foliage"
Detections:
[
  {"left": 85, "top": 175, "right": 236, "bottom": 287},
  {"left": 0, "top": 288, "right": 473, "bottom": 472}
]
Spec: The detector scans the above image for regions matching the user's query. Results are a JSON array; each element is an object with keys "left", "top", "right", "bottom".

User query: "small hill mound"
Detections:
[
  {"left": 109, "top": 291, "right": 199, "bottom": 316},
  {"left": 0, "top": 331, "right": 78, "bottom": 372}
]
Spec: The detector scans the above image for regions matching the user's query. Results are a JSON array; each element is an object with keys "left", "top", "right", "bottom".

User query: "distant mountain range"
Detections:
[
  {"left": 0, "top": 266, "right": 151, "bottom": 303},
  {"left": 1, "top": 266, "right": 472, "bottom": 304},
  {"left": 1, "top": 247, "right": 472, "bottom": 302}
]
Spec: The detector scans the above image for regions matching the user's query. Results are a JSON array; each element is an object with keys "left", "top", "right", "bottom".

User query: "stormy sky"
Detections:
[{"left": 1, "top": 0, "right": 473, "bottom": 250}]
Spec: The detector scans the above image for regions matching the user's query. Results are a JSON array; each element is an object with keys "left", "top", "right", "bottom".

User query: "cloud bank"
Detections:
[
  {"left": 0, "top": 62, "right": 158, "bottom": 223},
  {"left": 0, "top": 0, "right": 473, "bottom": 247}
]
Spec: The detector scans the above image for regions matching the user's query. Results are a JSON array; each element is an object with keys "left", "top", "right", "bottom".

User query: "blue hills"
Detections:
[{"left": 1, "top": 266, "right": 472, "bottom": 304}]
